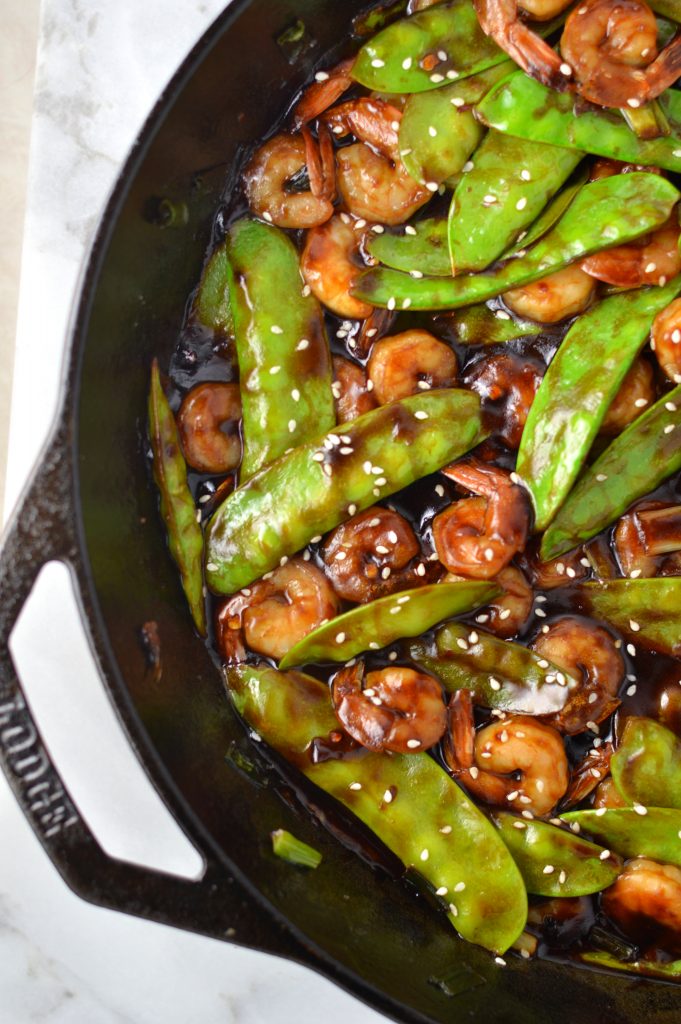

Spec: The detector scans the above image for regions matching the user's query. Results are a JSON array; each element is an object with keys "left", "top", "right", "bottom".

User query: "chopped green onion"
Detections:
[{"left": 271, "top": 829, "right": 323, "bottom": 869}]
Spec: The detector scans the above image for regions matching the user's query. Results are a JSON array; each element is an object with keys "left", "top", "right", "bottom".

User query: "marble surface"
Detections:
[{"left": 1, "top": 3, "right": 385, "bottom": 1021}]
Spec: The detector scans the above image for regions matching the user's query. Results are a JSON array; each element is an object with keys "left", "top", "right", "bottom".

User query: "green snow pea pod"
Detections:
[
  {"left": 279, "top": 581, "right": 498, "bottom": 669},
  {"left": 352, "top": 0, "right": 409, "bottom": 36},
  {"left": 477, "top": 71, "right": 681, "bottom": 173},
  {"left": 399, "top": 62, "right": 513, "bottom": 187},
  {"left": 581, "top": 579, "right": 681, "bottom": 657},
  {"left": 493, "top": 813, "right": 622, "bottom": 897},
  {"left": 561, "top": 808, "right": 681, "bottom": 869},
  {"left": 518, "top": 280, "right": 681, "bottom": 533},
  {"left": 611, "top": 716, "right": 681, "bottom": 809},
  {"left": 229, "top": 663, "right": 528, "bottom": 954},
  {"left": 354, "top": 173, "right": 679, "bottom": 310},
  {"left": 580, "top": 952, "right": 681, "bottom": 981},
  {"left": 193, "top": 242, "right": 233, "bottom": 336},
  {"left": 447, "top": 305, "right": 542, "bottom": 343},
  {"left": 148, "top": 361, "right": 206, "bottom": 635},
  {"left": 504, "top": 167, "right": 589, "bottom": 259},
  {"left": 409, "top": 621, "right": 572, "bottom": 715},
  {"left": 448, "top": 135, "right": 582, "bottom": 273},
  {"left": 541, "top": 385, "right": 681, "bottom": 559},
  {"left": 367, "top": 217, "right": 452, "bottom": 276},
  {"left": 226, "top": 217, "right": 335, "bottom": 480},
  {"left": 206, "top": 389, "right": 485, "bottom": 594},
  {"left": 650, "top": 1, "right": 681, "bottom": 24}
]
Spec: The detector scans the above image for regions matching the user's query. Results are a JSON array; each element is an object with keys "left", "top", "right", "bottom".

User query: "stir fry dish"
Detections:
[{"left": 148, "top": 0, "right": 681, "bottom": 978}]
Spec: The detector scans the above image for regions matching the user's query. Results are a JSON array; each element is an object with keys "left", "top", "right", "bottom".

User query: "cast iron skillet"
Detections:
[{"left": 0, "top": 2, "right": 679, "bottom": 1020}]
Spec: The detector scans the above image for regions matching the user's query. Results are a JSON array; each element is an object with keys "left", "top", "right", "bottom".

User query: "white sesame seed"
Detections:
[
  {"left": 206, "top": 562, "right": 218, "bottom": 572},
  {"left": 420, "top": 848, "right": 430, "bottom": 862},
  {"left": 627, "top": 684, "right": 637, "bottom": 696},
  {"left": 402, "top": 298, "right": 412, "bottom": 309},
  {"left": 520, "top": 169, "right": 531, "bottom": 182},
  {"left": 629, "top": 619, "right": 640, "bottom": 632},
  {"left": 596, "top": 473, "right": 608, "bottom": 482},
  {"left": 559, "top": 870, "right": 567, "bottom": 884},
  {"left": 627, "top": 98, "right": 641, "bottom": 108},
  {"left": 430, "top": 73, "right": 444, "bottom": 83},
  {"left": 535, "top": 607, "right": 547, "bottom": 618},
  {"left": 490, "top": 677, "right": 502, "bottom": 691},
  {"left": 271, "top": 325, "right": 283, "bottom": 335},
  {"left": 383, "top": 789, "right": 394, "bottom": 804},
  {"left": 440, "top": 825, "right": 452, "bottom": 835},
  {"left": 665, "top": 424, "right": 676, "bottom": 434},
  {"left": 457, "top": 638, "right": 469, "bottom": 650},
  {"left": 310, "top": 535, "right": 322, "bottom": 543},
  {"left": 375, "top": 477, "right": 387, "bottom": 487},
  {"left": 390, "top": 606, "right": 402, "bottom": 615},
  {"left": 513, "top": 821, "right": 526, "bottom": 830},
  {"left": 634, "top": 803, "right": 648, "bottom": 815},
  {"left": 469, "top": 766, "right": 480, "bottom": 780},
  {"left": 335, "top": 632, "right": 346, "bottom": 644},
  {"left": 371, "top": 58, "right": 385, "bottom": 68},
  {"left": 426, "top": 181, "right": 439, "bottom": 192},
  {"left": 398, "top": 595, "right": 411, "bottom": 605},
  {"left": 262, "top": 211, "right": 273, "bottom": 222},
  {"left": 645, "top": 262, "right": 657, "bottom": 274},
  {"left": 484, "top": 547, "right": 495, "bottom": 562},
  {"left": 672, "top": 330, "right": 681, "bottom": 344},
  {"left": 499, "top": 608, "right": 511, "bottom": 620},
  {"left": 436, "top": 886, "right": 448, "bottom": 896},
  {"left": 450, "top": 97, "right": 465, "bottom": 108},
  {"left": 516, "top": 197, "right": 527, "bottom": 211},
  {"left": 288, "top": 419, "right": 297, "bottom": 433},
  {"left": 414, "top": 410, "right": 429, "bottom": 420},
  {"left": 507, "top": 790, "right": 519, "bottom": 801},
  {"left": 483, "top": 194, "right": 498, "bottom": 205},
  {"left": 270, "top": 365, "right": 281, "bottom": 375},
  {"left": 560, "top": 62, "right": 572, "bottom": 75},
  {"left": 296, "top": 338, "right": 310, "bottom": 351},
  {"left": 315, "top": 71, "right": 330, "bottom": 82},
  {"left": 627, "top": 643, "right": 636, "bottom": 656},
  {"left": 543, "top": 865, "right": 555, "bottom": 875},
  {"left": 349, "top": 782, "right": 362, "bottom": 790},
  {"left": 522, "top": 810, "right": 534, "bottom": 820},
  {"left": 416, "top": 562, "right": 427, "bottom": 577},
  {"left": 428, "top": 125, "right": 438, "bottom": 138},
  {"left": 495, "top": 957, "right": 507, "bottom": 967},
  {"left": 381, "top": 567, "right": 391, "bottom": 579},
  {"left": 387, "top": 297, "right": 396, "bottom": 311},
  {"left": 402, "top": 57, "right": 413, "bottom": 70},
  {"left": 449, "top": 903, "right": 459, "bottom": 916},
  {"left": 599, "top": 849, "right": 611, "bottom": 860},
  {"left": 462, "top": 161, "right": 474, "bottom": 173}
]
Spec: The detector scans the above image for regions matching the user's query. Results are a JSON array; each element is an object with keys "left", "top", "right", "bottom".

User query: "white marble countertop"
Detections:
[{"left": 1, "top": 3, "right": 385, "bottom": 1021}]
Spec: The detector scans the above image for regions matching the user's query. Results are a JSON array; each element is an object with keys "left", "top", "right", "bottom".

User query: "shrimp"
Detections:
[
  {"left": 560, "top": 741, "right": 615, "bottom": 810},
  {"left": 293, "top": 59, "right": 355, "bottom": 127},
  {"left": 433, "top": 459, "right": 530, "bottom": 579},
  {"left": 321, "top": 508, "right": 437, "bottom": 602},
  {"left": 651, "top": 297, "right": 681, "bottom": 383},
  {"left": 589, "top": 158, "right": 662, "bottom": 181},
  {"left": 602, "top": 859, "right": 681, "bottom": 954},
  {"left": 525, "top": 546, "right": 590, "bottom": 589},
  {"left": 464, "top": 352, "right": 543, "bottom": 449},
  {"left": 331, "top": 662, "right": 447, "bottom": 754},
  {"left": 659, "top": 680, "right": 681, "bottom": 734},
  {"left": 473, "top": 0, "right": 573, "bottom": 93},
  {"left": 177, "top": 382, "right": 242, "bottom": 474},
  {"left": 367, "top": 330, "right": 458, "bottom": 404},
  {"left": 503, "top": 265, "right": 597, "bottom": 324},
  {"left": 531, "top": 617, "right": 624, "bottom": 735},
  {"left": 561, "top": 0, "right": 681, "bottom": 109},
  {"left": 332, "top": 355, "right": 378, "bottom": 423},
  {"left": 215, "top": 558, "right": 339, "bottom": 663},
  {"left": 600, "top": 358, "right": 655, "bottom": 437},
  {"left": 614, "top": 501, "right": 681, "bottom": 577},
  {"left": 582, "top": 219, "right": 681, "bottom": 289},
  {"left": 445, "top": 690, "right": 569, "bottom": 816},
  {"left": 301, "top": 214, "right": 373, "bottom": 319},
  {"left": 243, "top": 133, "right": 333, "bottom": 229},
  {"left": 473, "top": 565, "right": 533, "bottom": 638},
  {"left": 593, "top": 776, "right": 629, "bottom": 808}
]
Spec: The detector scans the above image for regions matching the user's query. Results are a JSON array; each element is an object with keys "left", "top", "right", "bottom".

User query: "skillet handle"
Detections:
[{"left": 0, "top": 425, "right": 307, "bottom": 959}]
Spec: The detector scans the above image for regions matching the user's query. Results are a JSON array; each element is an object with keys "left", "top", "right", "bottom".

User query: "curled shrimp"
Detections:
[
  {"left": 445, "top": 690, "right": 569, "bottom": 816},
  {"left": 651, "top": 297, "right": 681, "bottom": 384},
  {"left": 561, "top": 0, "right": 681, "bottom": 109},
  {"left": 531, "top": 617, "right": 624, "bottom": 735},
  {"left": 243, "top": 133, "right": 333, "bottom": 229},
  {"left": 582, "top": 219, "right": 681, "bottom": 289},
  {"left": 367, "top": 330, "right": 458, "bottom": 405},
  {"left": 503, "top": 265, "right": 597, "bottom": 324},
  {"left": 474, "top": 565, "right": 533, "bottom": 638},
  {"left": 332, "top": 355, "right": 378, "bottom": 423},
  {"left": 613, "top": 500, "right": 681, "bottom": 578},
  {"left": 216, "top": 558, "right": 339, "bottom": 663},
  {"left": 321, "top": 508, "right": 436, "bottom": 602},
  {"left": 177, "top": 382, "right": 242, "bottom": 474},
  {"left": 473, "top": 0, "right": 573, "bottom": 92},
  {"left": 465, "top": 352, "right": 544, "bottom": 449},
  {"left": 602, "top": 858, "right": 681, "bottom": 954},
  {"left": 600, "top": 358, "right": 655, "bottom": 437},
  {"left": 331, "top": 661, "right": 447, "bottom": 754},
  {"left": 433, "top": 459, "right": 530, "bottom": 579},
  {"left": 560, "top": 741, "right": 615, "bottom": 810},
  {"left": 301, "top": 214, "right": 373, "bottom": 319},
  {"left": 293, "top": 58, "right": 355, "bottom": 127}
]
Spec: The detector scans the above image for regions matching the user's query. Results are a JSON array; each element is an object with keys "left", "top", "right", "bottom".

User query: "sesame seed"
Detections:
[
  {"left": 340, "top": 446, "right": 354, "bottom": 455},
  {"left": 537, "top": 659, "right": 549, "bottom": 669},
  {"left": 430, "top": 73, "right": 444, "bottom": 83},
  {"left": 381, "top": 567, "right": 391, "bottom": 579},
  {"left": 520, "top": 169, "right": 531, "bottom": 182},
  {"left": 426, "top": 181, "right": 439, "bottom": 192},
  {"left": 665, "top": 424, "right": 676, "bottom": 434},
  {"left": 516, "top": 197, "right": 527, "bottom": 211},
  {"left": 588, "top": 693, "right": 598, "bottom": 704},
  {"left": 440, "top": 825, "right": 452, "bottom": 834},
  {"left": 645, "top": 262, "right": 657, "bottom": 274},
  {"left": 599, "top": 849, "right": 611, "bottom": 861},
  {"left": 469, "top": 766, "right": 480, "bottom": 779},
  {"left": 349, "top": 781, "right": 362, "bottom": 790},
  {"left": 536, "top": 779, "right": 545, "bottom": 793},
  {"left": 449, "top": 903, "right": 458, "bottom": 916},
  {"left": 629, "top": 619, "right": 640, "bottom": 632},
  {"left": 484, "top": 547, "right": 495, "bottom": 561},
  {"left": 288, "top": 419, "right": 297, "bottom": 433},
  {"left": 405, "top": 225, "right": 417, "bottom": 236},
  {"left": 336, "top": 551, "right": 347, "bottom": 562},
  {"left": 271, "top": 325, "right": 283, "bottom": 335},
  {"left": 633, "top": 398, "right": 648, "bottom": 408},
  {"left": 206, "top": 562, "right": 218, "bottom": 572},
  {"left": 513, "top": 821, "right": 526, "bottom": 830},
  {"left": 420, "top": 848, "right": 430, "bottom": 862},
  {"left": 559, "top": 870, "right": 567, "bottom": 884},
  {"left": 270, "top": 365, "right": 281, "bottom": 375},
  {"left": 416, "top": 563, "right": 427, "bottom": 577},
  {"left": 457, "top": 638, "right": 469, "bottom": 650},
  {"left": 348, "top": 504, "right": 357, "bottom": 515},
  {"left": 390, "top": 606, "right": 402, "bottom": 615},
  {"left": 387, "top": 297, "right": 396, "bottom": 311},
  {"left": 375, "top": 477, "right": 387, "bottom": 487},
  {"left": 335, "top": 632, "right": 346, "bottom": 644},
  {"left": 462, "top": 160, "right": 474, "bottom": 173},
  {"left": 315, "top": 71, "right": 330, "bottom": 82},
  {"left": 627, "top": 643, "right": 636, "bottom": 656},
  {"left": 490, "top": 677, "right": 502, "bottom": 691},
  {"left": 428, "top": 125, "right": 438, "bottom": 137},
  {"left": 627, "top": 98, "right": 641, "bottom": 108},
  {"left": 499, "top": 730, "right": 509, "bottom": 743},
  {"left": 414, "top": 410, "right": 429, "bottom": 420},
  {"left": 543, "top": 865, "right": 555, "bottom": 875},
  {"left": 560, "top": 62, "right": 572, "bottom": 75},
  {"left": 402, "top": 298, "right": 413, "bottom": 309},
  {"left": 634, "top": 803, "right": 648, "bottom": 815},
  {"left": 596, "top": 473, "right": 608, "bottom": 482},
  {"left": 627, "top": 684, "right": 637, "bottom": 696},
  {"left": 410, "top": 269, "right": 424, "bottom": 280},
  {"left": 535, "top": 608, "right": 547, "bottom": 618},
  {"left": 672, "top": 330, "right": 681, "bottom": 344},
  {"left": 483, "top": 194, "right": 498, "bottom": 205},
  {"left": 454, "top": 881, "right": 466, "bottom": 892},
  {"left": 383, "top": 789, "right": 394, "bottom": 803},
  {"left": 507, "top": 790, "right": 519, "bottom": 801},
  {"left": 499, "top": 608, "right": 511, "bottom": 620},
  {"left": 436, "top": 886, "right": 448, "bottom": 896},
  {"left": 450, "top": 97, "right": 465, "bottom": 108},
  {"left": 398, "top": 595, "right": 411, "bottom": 605},
  {"left": 402, "top": 57, "right": 412, "bottom": 70},
  {"left": 297, "top": 338, "right": 310, "bottom": 351},
  {"left": 371, "top": 58, "right": 385, "bottom": 68},
  {"left": 262, "top": 211, "right": 273, "bottom": 223},
  {"left": 586, "top": 721, "right": 599, "bottom": 734},
  {"left": 310, "top": 535, "right": 322, "bottom": 543},
  {"left": 522, "top": 810, "right": 534, "bottom": 820},
  {"left": 495, "top": 957, "right": 507, "bottom": 967}
]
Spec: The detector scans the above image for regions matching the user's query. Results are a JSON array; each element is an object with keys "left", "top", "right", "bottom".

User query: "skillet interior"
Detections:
[{"left": 73, "top": 1, "right": 681, "bottom": 1020}]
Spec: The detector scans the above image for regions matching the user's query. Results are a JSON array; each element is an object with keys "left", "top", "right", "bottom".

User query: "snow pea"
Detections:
[
  {"left": 409, "top": 621, "right": 573, "bottom": 714},
  {"left": 561, "top": 808, "right": 681, "bottom": 870},
  {"left": 448, "top": 304, "right": 542, "bottom": 343},
  {"left": 226, "top": 217, "right": 335, "bottom": 480},
  {"left": 541, "top": 385, "right": 681, "bottom": 559},
  {"left": 493, "top": 813, "right": 622, "bottom": 898},
  {"left": 477, "top": 71, "right": 681, "bottom": 173},
  {"left": 581, "top": 579, "right": 681, "bottom": 657},
  {"left": 352, "top": 0, "right": 409, "bottom": 36},
  {"left": 229, "top": 663, "right": 528, "bottom": 954},
  {"left": 367, "top": 217, "right": 452, "bottom": 276},
  {"left": 354, "top": 173, "right": 679, "bottom": 310},
  {"left": 448, "top": 135, "right": 581, "bottom": 273},
  {"left": 206, "top": 389, "right": 485, "bottom": 594},
  {"left": 399, "top": 62, "right": 513, "bottom": 187},
  {"left": 148, "top": 360, "right": 206, "bottom": 635},
  {"left": 504, "top": 167, "right": 589, "bottom": 259},
  {"left": 580, "top": 952, "right": 681, "bottom": 981},
  {"left": 193, "top": 242, "right": 233, "bottom": 336},
  {"left": 518, "top": 280, "right": 681, "bottom": 533},
  {"left": 279, "top": 581, "right": 497, "bottom": 669},
  {"left": 611, "top": 717, "right": 681, "bottom": 809}
]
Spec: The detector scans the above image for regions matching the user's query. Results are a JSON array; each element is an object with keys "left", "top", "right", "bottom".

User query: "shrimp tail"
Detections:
[
  {"left": 474, "top": 0, "right": 572, "bottom": 92},
  {"left": 444, "top": 690, "right": 476, "bottom": 773},
  {"left": 645, "top": 32, "right": 681, "bottom": 101},
  {"left": 292, "top": 58, "right": 355, "bottom": 128}
]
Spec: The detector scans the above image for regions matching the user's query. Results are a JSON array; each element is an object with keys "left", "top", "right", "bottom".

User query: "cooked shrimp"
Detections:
[
  {"left": 177, "top": 382, "right": 242, "bottom": 474},
  {"left": 301, "top": 215, "right": 373, "bottom": 319},
  {"left": 532, "top": 617, "right": 624, "bottom": 735},
  {"left": 445, "top": 690, "right": 569, "bottom": 816},
  {"left": 243, "top": 133, "right": 333, "bottom": 229},
  {"left": 474, "top": 565, "right": 533, "bottom": 638},
  {"left": 600, "top": 358, "right": 655, "bottom": 437},
  {"left": 503, "top": 266, "right": 597, "bottom": 324},
  {"left": 593, "top": 776, "right": 629, "bottom": 808},
  {"left": 561, "top": 742, "right": 614, "bottom": 810},
  {"left": 659, "top": 680, "right": 681, "bottom": 734},
  {"left": 582, "top": 219, "right": 681, "bottom": 289},
  {"left": 293, "top": 58, "right": 355, "bottom": 127},
  {"left": 526, "top": 546, "right": 590, "bottom": 589},
  {"left": 651, "top": 297, "right": 681, "bottom": 384},
  {"left": 321, "top": 507, "right": 436, "bottom": 602},
  {"left": 433, "top": 460, "right": 530, "bottom": 579},
  {"left": 561, "top": 0, "right": 681, "bottom": 109},
  {"left": 465, "top": 352, "right": 543, "bottom": 448},
  {"left": 602, "top": 859, "right": 681, "bottom": 954},
  {"left": 614, "top": 501, "right": 681, "bottom": 577},
  {"left": 332, "top": 355, "right": 378, "bottom": 423},
  {"left": 367, "top": 330, "right": 458, "bottom": 404},
  {"left": 332, "top": 662, "right": 447, "bottom": 754},
  {"left": 589, "top": 158, "right": 662, "bottom": 181},
  {"left": 473, "top": 0, "right": 570, "bottom": 92},
  {"left": 216, "top": 558, "right": 339, "bottom": 663}
]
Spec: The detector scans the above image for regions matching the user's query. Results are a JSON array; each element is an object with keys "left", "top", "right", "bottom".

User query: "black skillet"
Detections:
[{"left": 0, "top": 1, "right": 679, "bottom": 1020}]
